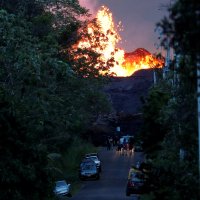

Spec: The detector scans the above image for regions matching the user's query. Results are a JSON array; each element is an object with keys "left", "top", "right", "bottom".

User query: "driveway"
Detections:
[{"left": 71, "top": 147, "right": 144, "bottom": 200}]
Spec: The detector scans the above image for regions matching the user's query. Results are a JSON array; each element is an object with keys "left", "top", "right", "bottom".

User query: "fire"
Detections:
[
  {"left": 122, "top": 51, "right": 164, "bottom": 76},
  {"left": 76, "top": 6, "right": 164, "bottom": 77},
  {"left": 77, "top": 6, "right": 125, "bottom": 74}
]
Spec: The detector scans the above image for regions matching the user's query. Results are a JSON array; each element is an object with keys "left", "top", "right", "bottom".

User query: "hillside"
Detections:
[
  {"left": 105, "top": 69, "right": 154, "bottom": 114},
  {"left": 90, "top": 69, "right": 154, "bottom": 145}
]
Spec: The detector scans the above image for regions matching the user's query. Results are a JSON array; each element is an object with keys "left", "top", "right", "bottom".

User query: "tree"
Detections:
[
  {"left": 140, "top": 84, "right": 170, "bottom": 152},
  {"left": 0, "top": 99, "right": 53, "bottom": 200}
]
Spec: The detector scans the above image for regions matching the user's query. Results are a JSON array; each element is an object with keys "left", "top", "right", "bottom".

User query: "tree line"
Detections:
[
  {"left": 0, "top": 1, "right": 112, "bottom": 199},
  {"left": 140, "top": 1, "right": 199, "bottom": 199}
]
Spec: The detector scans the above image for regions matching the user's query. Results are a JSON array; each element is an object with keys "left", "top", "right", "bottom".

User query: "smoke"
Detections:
[{"left": 79, "top": 0, "right": 99, "bottom": 16}]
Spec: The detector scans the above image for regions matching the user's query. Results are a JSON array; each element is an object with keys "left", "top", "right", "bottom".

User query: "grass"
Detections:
[{"left": 51, "top": 137, "right": 98, "bottom": 195}]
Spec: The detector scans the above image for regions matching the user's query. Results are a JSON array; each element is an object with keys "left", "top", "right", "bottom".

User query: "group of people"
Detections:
[
  {"left": 106, "top": 136, "right": 119, "bottom": 150},
  {"left": 106, "top": 135, "right": 135, "bottom": 156},
  {"left": 116, "top": 137, "right": 134, "bottom": 156}
]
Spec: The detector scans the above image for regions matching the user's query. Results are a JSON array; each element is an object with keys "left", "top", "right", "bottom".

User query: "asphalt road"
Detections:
[{"left": 71, "top": 147, "right": 144, "bottom": 200}]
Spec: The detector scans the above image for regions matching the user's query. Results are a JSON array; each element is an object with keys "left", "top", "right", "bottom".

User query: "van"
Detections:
[{"left": 119, "top": 135, "right": 134, "bottom": 144}]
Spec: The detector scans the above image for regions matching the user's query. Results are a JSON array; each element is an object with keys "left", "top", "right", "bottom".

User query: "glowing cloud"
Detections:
[{"left": 79, "top": 0, "right": 99, "bottom": 15}]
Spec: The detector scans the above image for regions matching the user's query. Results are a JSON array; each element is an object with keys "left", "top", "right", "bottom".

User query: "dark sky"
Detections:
[{"left": 79, "top": 0, "right": 171, "bottom": 54}]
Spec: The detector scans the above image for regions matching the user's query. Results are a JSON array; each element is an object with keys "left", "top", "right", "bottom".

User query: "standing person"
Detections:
[
  {"left": 116, "top": 139, "right": 121, "bottom": 151},
  {"left": 113, "top": 135, "right": 117, "bottom": 146},
  {"left": 106, "top": 137, "right": 111, "bottom": 150},
  {"left": 128, "top": 137, "right": 134, "bottom": 155},
  {"left": 109, "top": 136, "right": 113, "bottom": 149},
  {"left": 122, "top": 138, "right": 127, "bottom": 155}
]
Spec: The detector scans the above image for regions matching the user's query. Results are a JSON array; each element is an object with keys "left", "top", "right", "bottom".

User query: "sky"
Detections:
[{"left": 79, "top": 0, "right": 171, "bottom": 54}]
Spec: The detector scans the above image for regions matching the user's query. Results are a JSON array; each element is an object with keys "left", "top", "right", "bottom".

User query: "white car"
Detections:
[
  {"left": 54, "top": 180, "right": 72, "bottom": 197},
  {"left": 119, "top": 135, "right": 134, "bottom": 144},
  {"left": 85, "top": 153, "right": 102, "bottom": 172}
]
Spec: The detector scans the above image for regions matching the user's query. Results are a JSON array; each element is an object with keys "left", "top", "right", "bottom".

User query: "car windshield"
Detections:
[
  {"left": 86, "top": 153, "right": 98, "bottom": 157},
  {"left": 56, "top": 181, "right": 66, "bottom": 187},
  {"left": 120, "top": 136, "right": 133, "bottom": 144},
  {"left": 81, "top": 164, "right": 96, "bottom": 170},
  {"left": 130, "top": 173, "right": 144, "bottom": 182},
  {"left": 82, "top": 158, "right": 93, "bottom": 162},
  {"left": 87, "top": 156, "right": 98, "bottom": 161}
]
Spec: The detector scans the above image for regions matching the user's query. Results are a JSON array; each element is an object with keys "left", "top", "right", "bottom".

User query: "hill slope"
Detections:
[
  {"left": 105, "top": 69, "right": 154, "bottom": 114},
  {"left": 89, "top": 69, "right": 154, "bottom": 145}
]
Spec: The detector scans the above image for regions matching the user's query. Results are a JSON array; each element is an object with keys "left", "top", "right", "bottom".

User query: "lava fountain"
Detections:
[{"left": 77, "top": 6, "right": 164, "bottom": 77}]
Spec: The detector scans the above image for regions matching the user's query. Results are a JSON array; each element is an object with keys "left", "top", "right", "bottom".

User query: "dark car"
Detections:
[
  {"left": 79, "top": 158, "right": 100, "bottom": 180},
  {"left": 84, "top": 153, "right": 102, "bottom": 172},
  {"left": 126, "top": 171, "right": 147, "bottom": 196},
  {"left": 53, "top": 180, "right": 72, "bottom": 197}
]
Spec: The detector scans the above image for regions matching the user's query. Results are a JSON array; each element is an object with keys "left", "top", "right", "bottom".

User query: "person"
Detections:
[
  {"left": 128, "top": 137, "right": 134, "bottom": 155},
  {"left": 109, "top": 137, "right": 113, "bottom": 149},
  {"left": 106, "top": 137, "right": 111, "bottom": 150},
  {"left": 113, "top": 135, "right": 118, "bottom": 146},
  {"left": 122, "top": 138, "right": 127, "bottom": 155},
  {"left": 116, "top": 140, "right": 121, "bottom": 151}
]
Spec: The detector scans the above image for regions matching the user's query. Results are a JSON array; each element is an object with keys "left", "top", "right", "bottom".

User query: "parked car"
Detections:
[
  {"left": 119, "top": 135, "right": 134, "bottom": 145},
  {"left": 54, "top": 180, "right": 72, "bottom": 197},
  {"left": 79, "top": 158, "right": 100, "bottom": 180},
  {"left": 84, "top": 153, "right": 102, "bottom": 172},
  {"left": 85, "top": 152, "right": 100, "bottom": 159},
  {"left": 126, "top": 171, "right": 147, "bottom": 196}
]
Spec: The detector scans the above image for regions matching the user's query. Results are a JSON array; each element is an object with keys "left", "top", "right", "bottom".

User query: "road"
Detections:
[{"left": 71, "top": 147, "right": 144, "bottom": 200}]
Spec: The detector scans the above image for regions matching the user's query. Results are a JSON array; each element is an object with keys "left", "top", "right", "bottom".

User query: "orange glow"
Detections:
[
  {"left": 76, "top": 6, "right": 164, "bottom": 77},
  {"left": 122, "top": 53, "right": 164, "bottom": 77}
]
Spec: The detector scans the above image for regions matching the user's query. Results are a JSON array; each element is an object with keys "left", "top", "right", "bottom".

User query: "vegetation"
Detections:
[
  {"left": 140, "top": 0, "right": 200, "bottom": 199},
  {"left": 0, "top": 1, "right": 112, "bottom": 200},
  {"left": 47, "top": 137, "right": 97, "bottom": 195}
]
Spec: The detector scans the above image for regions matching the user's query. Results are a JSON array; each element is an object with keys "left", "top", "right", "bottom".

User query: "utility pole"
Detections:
[
  {"left": 157, "top": 1, "right": 172, "bottom": 80},
  {"left": 163, "top": 37, "right": 170, "bottom": 79},
  {"left": 153, "top": 69, "right": 157, "bottom": 85},
  {"left": 195, "top": 7, "right": 200, "bottom": 181},
  {"left": 154, "top": 26, "right": 163, "bottom": 85},
  {"left": 197, "top": 54, "right": 200, "bottom": 179}
]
